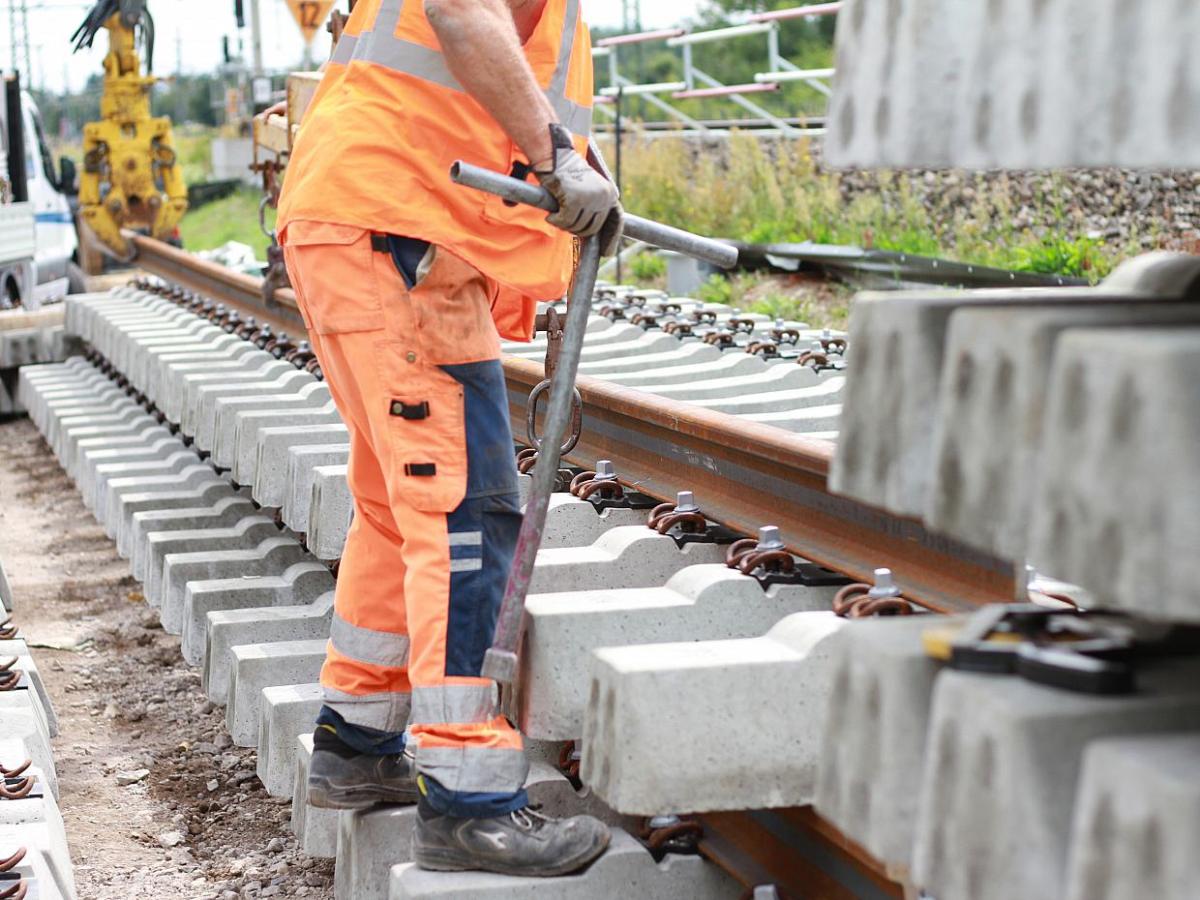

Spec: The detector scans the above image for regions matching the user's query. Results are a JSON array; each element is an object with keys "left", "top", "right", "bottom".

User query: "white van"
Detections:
[{"left": 0, "top": 88, "right": 81, "bottom": 310}]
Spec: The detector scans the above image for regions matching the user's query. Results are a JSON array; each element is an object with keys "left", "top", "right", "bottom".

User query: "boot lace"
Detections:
[{"left": 510, "top": 804, "right": 554, "bottom": 833}]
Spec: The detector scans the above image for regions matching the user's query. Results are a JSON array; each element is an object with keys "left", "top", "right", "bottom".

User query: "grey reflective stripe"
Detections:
[
  {"left": 323, "top": 686, "right": 412, "bottom": 732},
  {"left": 331, "top": 31, "right": 359, "bottom": 65},
  {"left": 449, "top": 558, "right": 483, "bottom": 573},
  {"left": 329, "top": 613, "right": 411, "bottom": 668},
  {"left": 546, "top": 0, "right": 589, "bottom": 136},
  {"left": 348, "top": 0, "right": 591, "bottom": 138},
  {"left": 416, "top": 744, "right": 530, "bottom": 794},
  {"left": 448, "top": 531, "right": 482, "bottom": 547},
  {"left": 410, "top": 683, "right": 496, "bottom": 725}
]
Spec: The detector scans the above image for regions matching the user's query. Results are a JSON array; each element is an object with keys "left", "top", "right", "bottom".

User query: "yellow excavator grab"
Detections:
[{"left": 72, "top": 0, "right": 187, "bottom": 258}]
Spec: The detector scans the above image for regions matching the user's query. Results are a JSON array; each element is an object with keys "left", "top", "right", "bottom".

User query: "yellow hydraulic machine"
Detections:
[{"left": 71, "top": 0, "right": 187, "bottom": 258}]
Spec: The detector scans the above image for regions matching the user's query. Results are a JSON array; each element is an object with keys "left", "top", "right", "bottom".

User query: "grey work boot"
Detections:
[
  {"left": 413, "top": 799, "right": 611, "bottom": 877},
  {"left": 307, "top": 728, "right": 418, "bottom": 809}
]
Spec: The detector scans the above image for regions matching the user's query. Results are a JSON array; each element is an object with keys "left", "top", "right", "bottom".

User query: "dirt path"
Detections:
[{"left": 0, "top": 416, "right": 335, "bottom": 900}]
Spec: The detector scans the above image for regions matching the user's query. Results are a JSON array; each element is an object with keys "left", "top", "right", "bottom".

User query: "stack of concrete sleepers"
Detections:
[
  {"left": 809, "top": 251, "right": 1200, "bottom": 898},
  {"left": 0, "top": 305, "right": 75, "bottom": 416},
  {"left": 0, "top": 558, "right": 77, "bottom": 899}
]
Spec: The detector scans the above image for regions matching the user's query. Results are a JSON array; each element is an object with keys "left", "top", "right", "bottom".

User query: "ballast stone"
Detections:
[
  {"left": 1029, "top": 328, "right": 1200, "bottom": 622},
  {"left": 814, "top": 614, "right": 950, "bottom": 876},
  {"left": 582, "top": 611, "right": 847, "bottom": 816},
  {"left": 519, "top": 564, "right": 840, "bottom": 741},
  {"left": 911, "top": 663, "right": 1200, "bottom": 900},
  {"left": 1064, "top": 734, "right": 1200, "bottom": 900}
]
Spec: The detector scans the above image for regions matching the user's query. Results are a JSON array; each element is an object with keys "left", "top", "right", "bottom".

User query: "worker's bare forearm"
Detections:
[{"left": 424, "top": 0, "right": 556, "bottom": 167}]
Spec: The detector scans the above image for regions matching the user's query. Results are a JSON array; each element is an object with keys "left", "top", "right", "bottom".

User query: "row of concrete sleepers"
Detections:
[
  {"left": 0, "top": 558, "right": 78, "bottom": 899},
  {"left": 23, "top": 281, "right": 1200, "bottom": 899}
]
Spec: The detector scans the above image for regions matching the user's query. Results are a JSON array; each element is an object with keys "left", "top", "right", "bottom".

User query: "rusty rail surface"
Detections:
[{"left": 131, "top": 236, "right": 1016, "bottom": 613}]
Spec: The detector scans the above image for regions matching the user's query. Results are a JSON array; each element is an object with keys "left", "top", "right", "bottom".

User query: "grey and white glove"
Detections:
[{"left": 535, "top": 124, "right": 624, "bottom": 258}]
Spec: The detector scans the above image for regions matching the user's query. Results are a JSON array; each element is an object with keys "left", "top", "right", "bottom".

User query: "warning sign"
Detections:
[{"left": 286, "top": 0, "right": 336, "bottom": 44}]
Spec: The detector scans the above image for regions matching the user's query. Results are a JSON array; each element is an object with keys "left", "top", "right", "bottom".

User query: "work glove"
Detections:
[{"left": 535, "top": 124, "right": 624, "bottom": 258}]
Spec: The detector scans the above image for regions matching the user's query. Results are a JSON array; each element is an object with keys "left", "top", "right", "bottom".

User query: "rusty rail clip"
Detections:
[
  {"left": 639, "top": 816, "right": 703, "bottom": 862},
  {"left": 0, "top": 847, "right": 26, "bottom": 900},
  {"left": 0, "top": 776, "right": 34, "bottom": 800}
]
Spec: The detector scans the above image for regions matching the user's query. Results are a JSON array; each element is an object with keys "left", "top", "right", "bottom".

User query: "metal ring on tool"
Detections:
[{"left": 526, "top": 379, "right": 583, "bottom": 455}]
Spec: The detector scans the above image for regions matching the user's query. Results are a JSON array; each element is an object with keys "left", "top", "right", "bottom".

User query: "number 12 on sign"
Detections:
[{"left": 287, "top": 0, "right": 336, "bottom": 44}]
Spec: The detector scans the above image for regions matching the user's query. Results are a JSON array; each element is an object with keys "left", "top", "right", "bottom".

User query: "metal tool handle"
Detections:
[
  {"left": 482, "top": 235, "right": 602, "bottom": 686},
  {"left": 450, "top": 161, "right": 739, "bottom": 270}
]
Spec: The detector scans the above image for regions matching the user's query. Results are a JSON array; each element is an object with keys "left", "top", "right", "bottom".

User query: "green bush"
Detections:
[{"left": 629, "top": 252, "right": 667, "bottom": 281}]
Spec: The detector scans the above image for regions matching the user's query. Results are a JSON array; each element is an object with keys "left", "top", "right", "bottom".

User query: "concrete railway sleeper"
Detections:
[
  {"left": 4, "top": 265, "right": 1199, "bottom": 900},
  {"left": 0, "top": 559, "right": 78, "bottom": 900}
]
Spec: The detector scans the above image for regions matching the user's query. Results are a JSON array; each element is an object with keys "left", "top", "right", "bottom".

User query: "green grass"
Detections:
[
  {"left": 608, "top": 134, "right": 1132, "bottom": 283},
  {"left": 179, "top": 188, "right": 276, "bottom": 259}
]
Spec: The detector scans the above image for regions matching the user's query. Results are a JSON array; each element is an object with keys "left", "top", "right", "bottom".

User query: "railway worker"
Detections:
[{"left": 273, "top": 0, "right": 622, "bottom": 879}]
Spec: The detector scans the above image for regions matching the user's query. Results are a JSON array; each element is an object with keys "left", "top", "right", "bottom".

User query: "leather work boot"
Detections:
[
  {"left": 413, "top": 799, "right": 611, "bottom": 877},
  {"left": 307, "top": 727, "right": 418, "bottom": 809}
]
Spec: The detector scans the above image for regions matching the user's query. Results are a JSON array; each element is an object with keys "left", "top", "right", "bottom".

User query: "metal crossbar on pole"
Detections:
[{"left": 592, "top": 3, "right": 838, "bottom": 137}]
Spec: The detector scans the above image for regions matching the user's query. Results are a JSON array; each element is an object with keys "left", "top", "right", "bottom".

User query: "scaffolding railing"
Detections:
[{"left": 592, "top": 2, "right": 841, "bottom": 137}]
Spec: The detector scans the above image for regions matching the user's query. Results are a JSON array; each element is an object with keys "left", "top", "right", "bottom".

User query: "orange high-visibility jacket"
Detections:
[{"left": 277, "top": 0, "right": 594, "bottom": 341}]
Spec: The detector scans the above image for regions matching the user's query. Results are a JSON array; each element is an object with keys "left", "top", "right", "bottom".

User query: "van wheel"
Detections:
[
  {"left": 1, "top": 275, "right": 19, "bottom": 310},
  {"left": 67, "top": 262, "right": 88, "bottom": 294}
]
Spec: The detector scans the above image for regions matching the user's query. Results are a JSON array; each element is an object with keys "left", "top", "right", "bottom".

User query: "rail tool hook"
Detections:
[{"left": 449, "top": 161, "right": 738, "bottom": 687}]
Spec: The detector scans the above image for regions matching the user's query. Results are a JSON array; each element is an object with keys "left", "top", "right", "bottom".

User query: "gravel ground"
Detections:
[
  {"left": 0, "top": 416, "right": 334, "bottom": 900},
  {"left": 834, "top": 166, "right": 1200, "bottom": 252}
]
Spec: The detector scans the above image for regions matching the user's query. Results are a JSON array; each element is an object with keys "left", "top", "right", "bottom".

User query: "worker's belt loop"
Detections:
[{"left": 405, "top": 463, "right": 438, "bottom": 477}]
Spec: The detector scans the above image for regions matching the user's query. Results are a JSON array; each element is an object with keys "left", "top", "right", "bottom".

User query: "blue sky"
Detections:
[{"left": 12, "top": 0, "right": 706, "bottom": 94}]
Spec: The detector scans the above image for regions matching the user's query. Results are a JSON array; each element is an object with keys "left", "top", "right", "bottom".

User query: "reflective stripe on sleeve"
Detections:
[
  {"left": 329, "top": 612, "right": 412, "bottom": 668},
  {"left": 410, "top": 682, "right": 498, "bottom": 725},
  {"left": 322, "top": 686, "right": 413, "bottom": 732},
  {"left": 416, "top": 744, "right": 531, "bottom": 794}
]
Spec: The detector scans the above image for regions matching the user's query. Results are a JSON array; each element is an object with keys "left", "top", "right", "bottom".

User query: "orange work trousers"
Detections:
[{"left": 282, "top": 221, "right": 529, "bottom": 813}]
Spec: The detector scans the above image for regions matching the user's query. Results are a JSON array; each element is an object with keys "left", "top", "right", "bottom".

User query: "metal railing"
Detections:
[{"left": 592, "top": 2, "right": 841, "bottom": 137}]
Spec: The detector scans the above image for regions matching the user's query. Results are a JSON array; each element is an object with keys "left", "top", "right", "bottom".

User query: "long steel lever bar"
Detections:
[{"left": 450, "top": 161, "right": 740, "bottom": 270}]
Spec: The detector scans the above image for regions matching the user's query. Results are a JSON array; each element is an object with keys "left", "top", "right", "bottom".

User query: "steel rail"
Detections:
[
  {"left": 128, "top": 233, "right": 308, "bottom": 336},
  {"left": 129, "top": 237, "right": 1016, "bottom": 612}
]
